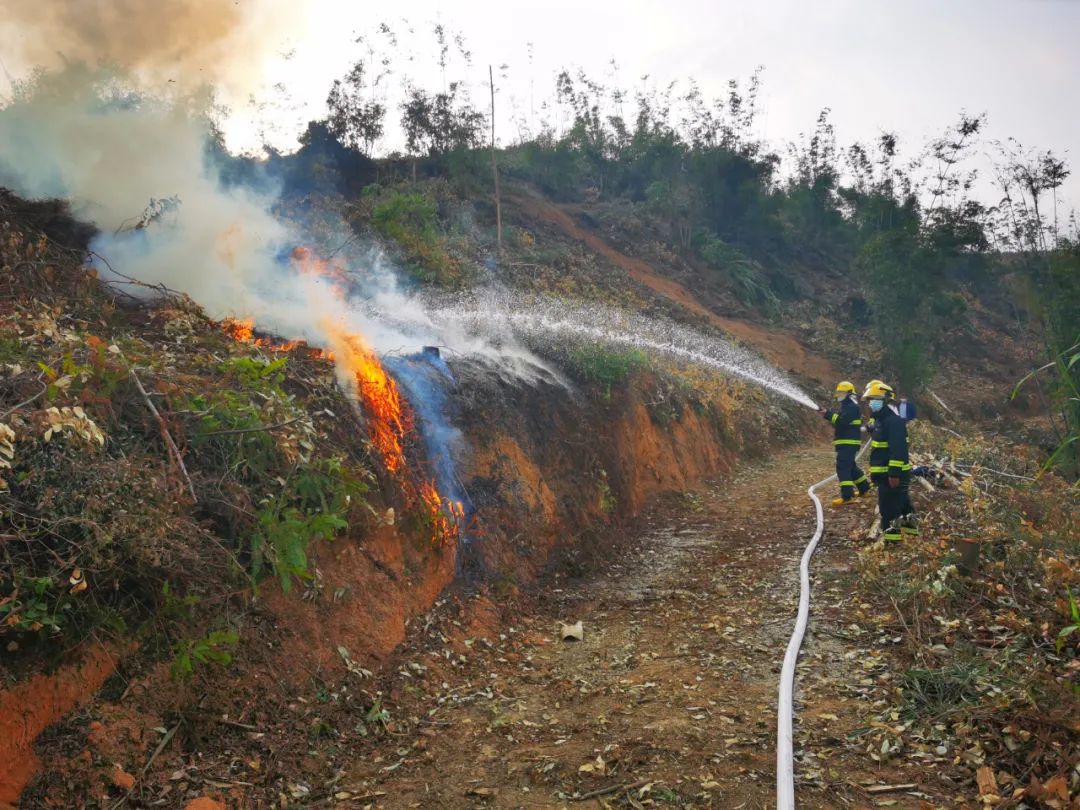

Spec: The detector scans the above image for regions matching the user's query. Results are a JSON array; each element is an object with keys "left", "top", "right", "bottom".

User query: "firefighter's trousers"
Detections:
[
  {"left": 877, "top": 476, "right": 915, "bottom": 542},
  {"left": 835, "top": 444, "right": 869, "bottom": 501}
]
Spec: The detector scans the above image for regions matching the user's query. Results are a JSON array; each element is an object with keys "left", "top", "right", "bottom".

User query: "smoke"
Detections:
[
  {"left": 0, "top": 68, "right": 813, "bottom": 409},
  {"left": 0, "top": 24, "right": 813, "bottom": 518},
  {"left": 0, "top": 66, "right": 552, "bottom": 374},
  {"left": 0, "top": 0, "right": 309, "bottom": 99}
]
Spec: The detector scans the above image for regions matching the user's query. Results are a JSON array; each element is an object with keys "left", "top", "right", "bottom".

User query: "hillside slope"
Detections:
[
  {"left": 0, "top": 189, "right": 811, "bottom": 805},
  {"left": 1, "top": 177, "right": 1069, "bottom": 809}
]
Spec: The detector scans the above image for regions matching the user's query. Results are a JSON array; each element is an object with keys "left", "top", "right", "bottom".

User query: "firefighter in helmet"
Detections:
[
  {"left": 819, "top": 381, "right": 871, "bottom": 506},
  {"left": 863, "top": 380, "right": 917, "bottom": 542}
]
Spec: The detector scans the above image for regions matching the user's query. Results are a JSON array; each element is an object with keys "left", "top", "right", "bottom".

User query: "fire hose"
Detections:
[{"left": 776, "top": 440, "right": 870, "bottom": 809}]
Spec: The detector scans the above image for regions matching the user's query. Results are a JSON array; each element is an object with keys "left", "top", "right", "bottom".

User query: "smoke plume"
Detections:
[{"left": 1, "top": 0, "right": 308, "bottom": 98}]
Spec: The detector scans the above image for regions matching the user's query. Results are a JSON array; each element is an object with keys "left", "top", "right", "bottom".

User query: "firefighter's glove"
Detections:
[{"left": 888, "top": 476, "right": 900, "bottom": 489}]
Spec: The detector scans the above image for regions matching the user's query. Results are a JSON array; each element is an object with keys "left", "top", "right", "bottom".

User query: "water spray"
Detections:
[{"left": 426, "top": 294, "right": 819, "bottom": 410}]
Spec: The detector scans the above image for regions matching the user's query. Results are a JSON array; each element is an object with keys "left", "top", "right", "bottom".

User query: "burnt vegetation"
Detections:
[
  {"left": 0, "top": 17, "right": 1078, "bottom": 809},
  {"left": 0, "top": 196, "right": 380, "bottom": 672}
]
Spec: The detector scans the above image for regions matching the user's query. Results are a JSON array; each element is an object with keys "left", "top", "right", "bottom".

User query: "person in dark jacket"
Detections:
[
  {"left": 863, "top": 380, "right": 917, "bottom": 542},
  {"left": 898, "top": 396, "right": 918, "bottom": 422},
  {"left": 819, "top": 381, "right": 871, "bottom": 506}
]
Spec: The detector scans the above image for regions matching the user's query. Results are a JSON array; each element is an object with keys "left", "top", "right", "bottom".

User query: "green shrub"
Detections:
[
  {"left": 371, "top": 192, "right": 459, "bottom": 284},
  {"left": 171, "top": 629, "right": 240, "bottom": 681},
  {"left": 568, "top": 346, "right": 648, "bottom": 397},
  {"left": 699, "top": 236, "right": 778, "bottom": 310}
]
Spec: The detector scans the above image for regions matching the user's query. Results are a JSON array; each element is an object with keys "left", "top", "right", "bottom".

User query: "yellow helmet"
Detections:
[
  {"left": 862, "top": 380, "right": 894, "bottom": 400},
  {"left": 835, "top": 381, "right": 855, "bottom": 394}
]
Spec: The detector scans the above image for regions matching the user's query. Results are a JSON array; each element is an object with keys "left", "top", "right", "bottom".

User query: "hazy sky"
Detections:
[
  {"left": 255, "top": 0, "right": 1080, "bottom": 209},
  {"left": 3, "top": 0, "right": 1079, "bottom": 209}
]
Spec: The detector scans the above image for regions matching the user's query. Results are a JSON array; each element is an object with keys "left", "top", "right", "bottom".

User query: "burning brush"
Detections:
[{"left": 219, "top": 250, "right": 467, "bottom": 547}]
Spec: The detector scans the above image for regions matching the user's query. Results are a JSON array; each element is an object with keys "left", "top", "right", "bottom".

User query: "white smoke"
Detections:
[
  {"left": 0, "top": 9, "right": 811, "bottom": 407},
  {"left": 0, "top": 66, "right": 551, "bottom": 381},
  {"left": 0, "top": 0, "right": 310, "bottom": 102}
]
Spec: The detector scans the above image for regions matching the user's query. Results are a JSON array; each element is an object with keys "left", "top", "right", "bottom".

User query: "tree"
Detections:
[
  {"left": 400, "top": 82, "right": 486, "bottom": 158},
  {"left": 991, "top": 143, "right": 1078, "bottom": 470},
  {"left": 326, "top": 60, "right": 386, "bottom": 155}
]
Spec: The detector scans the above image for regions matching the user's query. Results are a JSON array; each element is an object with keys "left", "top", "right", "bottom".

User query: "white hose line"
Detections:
[{"left": 777, "top": 441, "right": 870, "bottom": 809}]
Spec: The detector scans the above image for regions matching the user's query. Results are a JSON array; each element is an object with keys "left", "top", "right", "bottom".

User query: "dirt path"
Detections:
[{"left": 336, "top": 447, "right": 944, "bottom": 809}]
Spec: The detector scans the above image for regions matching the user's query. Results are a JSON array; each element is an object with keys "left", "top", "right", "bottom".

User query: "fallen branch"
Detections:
[
  {"left": 109, "top": 721, "right": 180, "bottom": 809},
  {"left": 926, "top": 422, "right": 963, "bottom": 439},
  {"left": 90, "top": 250, "right": 183, "bottom": 299},
  {"left": 954, "top": 463, "right": 1036, "bottom": 483},
  {"left": 199, "top": 416, "right": 305, "bottom": 437},
  {"left": 129, "top": 369, "right": 197, "bottom": 503},
  {"left": 864, "top": 783, "right": 917, "bottom": 795},
  {"left": 866, "top": 512, "right": 881, "bottom": 539},
  {"left": 215, "top": 717, "right": 259, "bottom": 732},
  {"left": 0, "top": 380, "right": 47, "bottom": 420},
  {"left": 928, "top": 390, "right": 953, "bottom": 415},
  {"left": 571, "top": 780, "right": 649, "bottom": 802},
  {"left": 141, "top": 722, "right": 179, "bottom": 777}
]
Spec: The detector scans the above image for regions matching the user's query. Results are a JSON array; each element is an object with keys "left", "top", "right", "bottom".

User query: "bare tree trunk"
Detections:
[{"left": 489, "top": 65, "right": 503, "bottom": 253}]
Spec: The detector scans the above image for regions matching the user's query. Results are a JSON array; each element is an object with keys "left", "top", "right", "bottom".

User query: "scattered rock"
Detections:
[
  {"left": 184, "top": 798, "right": 226, "bottom": 810},
  {"left": 560, "top": 621, "right": 584, "bottom": 641},
  {"left": 108, "top": 768, "right": 136, "bottom": 791}
]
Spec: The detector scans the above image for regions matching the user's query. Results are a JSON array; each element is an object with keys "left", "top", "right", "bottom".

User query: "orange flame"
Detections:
[
  {"left": 221, "top": 246, "right": 464, "bottom": 545},
  {"left": 419, "top": 480, "right": 464, "bottom": 546},
  {"left": 221, "top": 318, "right": 302, "bottom": 353},
  {"left": 291, "top": 246, "right": 351, "bottom": 293},
  {"left": 322, "top": 322, "right": 409, "bottom": 475},
  {"left": 222, "top": 317, "right": 255, "bottom": 342}
]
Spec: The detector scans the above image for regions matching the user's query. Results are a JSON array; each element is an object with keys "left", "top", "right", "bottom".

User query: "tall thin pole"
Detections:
[{"left": 489, "top": 64, "right": 502, "bottom": 253}]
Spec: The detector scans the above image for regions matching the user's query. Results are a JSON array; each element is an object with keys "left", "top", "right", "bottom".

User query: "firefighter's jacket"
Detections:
[
  {"left": 868, "top": 404, "right": 911, "bottom": 483},
  {"left": 823, "top": 394, "right": 863, "bottom": 448}
]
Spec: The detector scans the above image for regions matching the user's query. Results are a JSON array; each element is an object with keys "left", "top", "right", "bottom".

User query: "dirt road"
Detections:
[{"left": 332, "top": 447, "right": 945, "bottom": 809}]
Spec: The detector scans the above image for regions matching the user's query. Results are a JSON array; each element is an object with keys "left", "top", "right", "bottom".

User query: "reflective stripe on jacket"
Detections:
[
  {"left": 868, "top": 404, "right": 910, "bottom": 480},
  {"left": 823, "top": 394, "right": 863, "bottom": 445}
]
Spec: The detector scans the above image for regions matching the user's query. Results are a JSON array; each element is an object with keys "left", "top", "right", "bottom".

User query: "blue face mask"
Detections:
[{"left": 869, "top": 399, "right": 884, "bottom": 413}]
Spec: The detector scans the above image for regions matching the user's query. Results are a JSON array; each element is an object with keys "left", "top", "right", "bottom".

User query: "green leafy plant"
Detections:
[
  {"left": 700, "top": 236, "right": 777, "bottom": 309},
  {"left": 597, "top": 471, "right": 616, "bottom": 514},
  {"left": 171, "top": 629, "right": 240, "bottom": 681},
  {"left": 901, "top": 659, "right": 989, "bottom": 720},
  {"left": 569, "top": 346, "right": 648, "bottom": 398},
  {"left": 220, "top": 355, "right": 287, "bottom": 388},
  {"left": 1056, "top": 589, "right": 1080, "bottom": 653},
  {"left": 249, "top": 457, "right": 367, "bottom": 591},
  {"left": 0, "top": 575, "right": 64, "bottom": 634},
  {"left": 371, "top": 192, "right": 459, "bottom": 284}
]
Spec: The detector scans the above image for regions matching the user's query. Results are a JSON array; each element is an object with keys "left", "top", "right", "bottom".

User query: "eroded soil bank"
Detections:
[
  {"left": 6, "top": 362, "right": 814, "bottom": 807},
  {"left": 15, "top": 445, "right": 953, "bottom": 808}
]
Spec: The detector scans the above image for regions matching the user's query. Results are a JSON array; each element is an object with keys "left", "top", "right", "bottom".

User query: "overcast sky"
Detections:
[
  {"left": 247, "top": 0, "right": 1078, "bottom": 210},
  {"left": 5, "top": 0, "right": 1079, "bottom": 210}
]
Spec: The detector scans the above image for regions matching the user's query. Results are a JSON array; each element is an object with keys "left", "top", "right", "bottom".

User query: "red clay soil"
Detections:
[
  {"left": 261, "top": 522, "right": 457, "bottom": 679},
  {"left": 11, "top": 366, "right": 800, "bottom": 806},
  {"left": 507, "top": 190, "right": 840, "bottom": 386},
  {"left": 0, "top": 643, "right": 120, "bottom": 804},
  {"left": 327, "top": 446, "right": 950, "bottom": 808}
]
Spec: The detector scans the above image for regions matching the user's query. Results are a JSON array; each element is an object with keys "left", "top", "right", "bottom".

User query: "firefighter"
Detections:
[
  {"left": 864, "top": 379, "right": 884, "bottom": 434},
  {"left": 819, "top": 381, "right": 870, "bottom": 506},
  {"left": 863, "top": 380, "right": 917, "bottom": 542}
]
